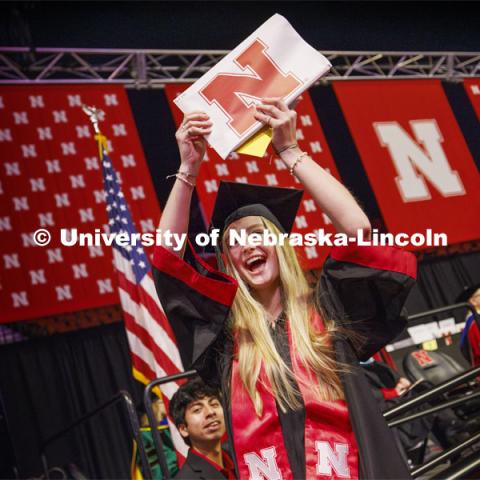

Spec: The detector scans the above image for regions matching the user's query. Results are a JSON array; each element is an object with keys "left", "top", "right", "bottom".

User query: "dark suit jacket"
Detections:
[{"left": 174, "top": 450, "right": 226, "bottom": 480}]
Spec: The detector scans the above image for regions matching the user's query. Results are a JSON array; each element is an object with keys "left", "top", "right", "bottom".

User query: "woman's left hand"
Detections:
[{"left": 254, "top": 97, "right": 299, "bottom": 152}]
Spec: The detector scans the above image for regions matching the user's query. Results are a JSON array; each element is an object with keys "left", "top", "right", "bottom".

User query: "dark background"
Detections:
[
  {"left": 3, "top": 1, "right": 480, "bottom": 210},
  {"left": 1, "top": 2, "right": 480, "bottom": 478},
  {"left": 2, "top": 1, "right": 480, "bottom": 52}
]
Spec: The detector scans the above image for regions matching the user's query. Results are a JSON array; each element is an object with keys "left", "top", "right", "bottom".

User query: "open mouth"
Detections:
[
  {"left": 245, "top": 254, "right": 266, "bottom": 273},
  {"left": 204, "top": 420, "right": 221, "bottom": 430}
]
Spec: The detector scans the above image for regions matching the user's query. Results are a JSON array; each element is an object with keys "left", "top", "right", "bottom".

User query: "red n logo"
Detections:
[
  {"left": 412, "top": 350, "right": 435, "bottom": 367},
  {"left": 200, "top": 39, "right": 302, "bottom": 137}
]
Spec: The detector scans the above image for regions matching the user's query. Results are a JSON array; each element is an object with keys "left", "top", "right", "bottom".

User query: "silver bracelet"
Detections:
[
  {"left": 166, "top": 172, "right": 196, "bottom": 188},
  {"left": 178, "top": 169, "right": 198, "bottom": 178},
  {"left": 273, "top": 142, "right": 298, "bottom": 155}
]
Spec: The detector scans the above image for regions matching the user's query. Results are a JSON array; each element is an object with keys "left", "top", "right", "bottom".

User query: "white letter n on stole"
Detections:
[
  {"left": 315, "top": 441, "right": 350, "bottom": 478},
  {"left": 244, "top": 446, "right": 282, "bottom": 479}
]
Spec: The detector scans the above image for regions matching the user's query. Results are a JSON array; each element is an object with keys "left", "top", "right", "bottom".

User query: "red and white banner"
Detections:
[
  {"left": 166, "top": 84, "right": 341, "bottom": 269},
  {"left": 173, "top": 14, "right": 331, "bottom": 159},
  {"left": 0, "top": 85, "right": 160, "bottom": 323},
  {"left": 464, "top": 78, "right": 480, "bottom": 121},
  {"left": 333, "top": 79, "right": 480, "bottom": 246}
]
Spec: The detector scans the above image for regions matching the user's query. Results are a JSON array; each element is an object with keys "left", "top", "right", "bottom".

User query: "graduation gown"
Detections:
[
  {"left": 460, "top": 313, "right": 480, "bottom": 366},
  {"left": 152, "top": 243, "right": 416, "bottom": 479}
]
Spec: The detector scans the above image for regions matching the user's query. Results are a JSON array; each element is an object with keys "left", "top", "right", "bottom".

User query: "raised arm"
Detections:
[
  {"left": 152, "top": 113, "right": 236, "bottom": 375},
  {"left": 158, "top": 112, "right": 212, "bottom": 257},
  {"left": 254, "top": 98, "right": 371, "bottom": 239}
]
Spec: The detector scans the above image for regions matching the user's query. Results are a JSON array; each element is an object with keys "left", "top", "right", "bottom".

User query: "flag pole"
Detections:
[
  {"left": 82, "top": 104, "right": 109, "bottom": 160},
  {"left": 81, "top": 105, "right": 155, "bottom": 480},
  {"left": 83, "top": 106, "right": 166, "bottom": 401}
]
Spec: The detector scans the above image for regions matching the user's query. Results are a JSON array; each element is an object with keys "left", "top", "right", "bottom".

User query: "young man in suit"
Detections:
[{"left": 170, "top": 377, "right": 235, "bottom": 480}]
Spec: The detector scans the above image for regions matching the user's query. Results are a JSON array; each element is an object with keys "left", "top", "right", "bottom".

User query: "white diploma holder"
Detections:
[{"left": 174, "top": 14, "right": 332, "bottom": 159}]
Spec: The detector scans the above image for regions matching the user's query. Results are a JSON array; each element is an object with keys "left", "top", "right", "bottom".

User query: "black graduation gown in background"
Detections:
[{"left": 152, "top": 243, "right": 416, "bottom": 479}]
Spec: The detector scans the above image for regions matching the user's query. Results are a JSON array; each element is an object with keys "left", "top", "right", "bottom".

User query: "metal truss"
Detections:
[{"left": 1, "top": 47, "right": 480, "bottom": 87}]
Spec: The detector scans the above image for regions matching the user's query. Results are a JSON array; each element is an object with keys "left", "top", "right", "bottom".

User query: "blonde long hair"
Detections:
[{"left": 223, "top": 217, "right": 345, "bottom": 416}]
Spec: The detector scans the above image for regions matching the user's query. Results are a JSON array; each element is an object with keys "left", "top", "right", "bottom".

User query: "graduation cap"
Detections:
[
  {"left": 210, "top": 181, "right": 304, "bottom": 239},
  {"left": 455, "top": 282, "right": 480, "bottom": 304}
]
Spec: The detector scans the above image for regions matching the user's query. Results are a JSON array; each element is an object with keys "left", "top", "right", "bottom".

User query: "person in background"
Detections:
[
  {"left": 132, "top": 398, "right": 179, "bottom": 480},
  {"left": 361, "top": 358, "right": 433, "bottom": 461},
  {"left": 361, "top": 358, "right": 412, "bottom": 400},
  {"left": 169, "top": 377, "right": 234, "bottom": 480},
  {"left": 457, "top": 283, "right": 480, "bottom": 367},
  {"left": 362, "top": 357, "right": 469, "bottom": 458}
]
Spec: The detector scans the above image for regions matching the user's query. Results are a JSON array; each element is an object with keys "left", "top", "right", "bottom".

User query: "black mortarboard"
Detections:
[
  {"left": 455, "top": 283, "right": 480, "bottom": 303},
  {"left": 210, "top": 181, "right": 304, "bottom": 238}
]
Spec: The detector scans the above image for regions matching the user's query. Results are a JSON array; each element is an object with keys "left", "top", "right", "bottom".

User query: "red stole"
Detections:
[{"left": 230, "top": 311, "right": 359, "bottom": 479}]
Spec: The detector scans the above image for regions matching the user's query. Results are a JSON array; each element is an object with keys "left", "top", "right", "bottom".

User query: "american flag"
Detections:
[{"left": 99, "top": 139, "right": 188, "bottom": 459}]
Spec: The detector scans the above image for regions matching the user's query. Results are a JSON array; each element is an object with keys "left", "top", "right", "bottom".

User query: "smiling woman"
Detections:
[
  {"left": 224, "top": 216, "right": 281, "bottom": 297},
  {"left": 152, "top": 97, "right": 417, "bottom": 479}
]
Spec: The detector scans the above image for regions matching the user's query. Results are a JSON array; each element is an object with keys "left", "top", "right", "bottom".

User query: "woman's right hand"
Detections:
[{"left": 176, "top": 112, "right": 212, "bottom": 175}]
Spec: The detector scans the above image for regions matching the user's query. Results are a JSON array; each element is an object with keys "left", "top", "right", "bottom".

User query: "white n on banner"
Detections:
[
  {"left": 174, "top": 14, "right": 331, "bottom": 159},
  {"left": 373, "top": 119, "right": 465, "bottom": 202},
  {"left": 333, "top": 79, "right": 480, "bottom": 246}
]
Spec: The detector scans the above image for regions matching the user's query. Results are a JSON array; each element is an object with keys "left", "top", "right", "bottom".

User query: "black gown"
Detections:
[{"left": 152, "top": 242, "right": 417, "bottom": 479}]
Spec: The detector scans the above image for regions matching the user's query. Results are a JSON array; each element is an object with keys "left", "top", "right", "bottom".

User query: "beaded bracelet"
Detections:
[{"left": 289, "top": 152, "right": 309, "bottom": 176}]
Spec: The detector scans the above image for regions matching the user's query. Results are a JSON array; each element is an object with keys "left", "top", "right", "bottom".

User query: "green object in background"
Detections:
[{"left": 136, "top": 427, "right": 179, "bottom": 479}]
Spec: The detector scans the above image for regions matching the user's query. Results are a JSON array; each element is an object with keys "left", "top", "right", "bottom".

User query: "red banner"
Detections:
[
  {"left": 165, "top": 85, "right": 341, "bottom": 268},
  {"left": 0, "top": 85, "right": 160, "bottom": 323},
  {"left": 333, "top": 80, "right": 480, "bottom": 246},
  {"left": 464, "top": 78, "right": 480, "bottom": 121}
]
